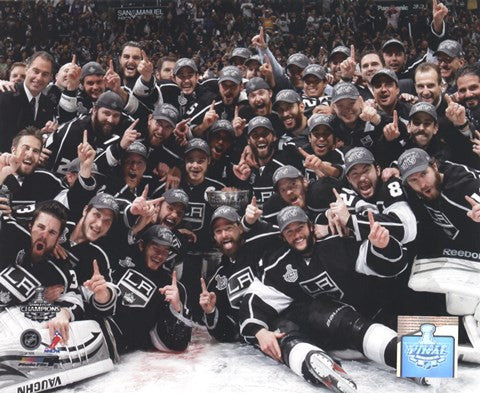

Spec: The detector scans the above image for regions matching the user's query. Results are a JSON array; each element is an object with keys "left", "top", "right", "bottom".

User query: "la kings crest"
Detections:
[
  {"left": 0, "top": 265, "right": 41, "bottom": 304},
  {"left": 184, "top": 202, "right": 206, "bottom": 231},
  {"left": 227, "top": 267, "right": 254, "bottom": 309},
  {"left": 117, "top": 269, "right": 156, "bottom": 308}
]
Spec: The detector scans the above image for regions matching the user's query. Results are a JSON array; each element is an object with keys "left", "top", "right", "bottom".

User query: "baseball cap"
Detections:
[
  {"left": 398, "top": 148, "right": 431, "bottom": 183},
  {"left": 371, "top": 68, "right": 399, "bottom": 86},
  {"left": 218, "top": 66, "right": 243, "bottom": 85},
  {"left": 231, "top": 47, "right": 252, "bottom": 61},
  {"left": 142, "top": 225, "right": 174, "bottom": 247},
  {"left": 344, "top": 147, "right": 375, "bottom": 174},
  {"left": 245, "top": 77, "right": 270, "bottom": 95},
  {"left": 173, "top": 58, "right": 198, "bottom": 75},
  {"left": 435, "top": 39, "right": 464, "bottom": 58},
  {"left": 95, "top": 91, "right": 124, "bottom": 112},
  {"left": 88, "top": 193, "right": 119, "bottom": 216},
  {"left": 272, "top": 165, "right": 303, "bottom": 188},
  {"left": 152, "top": 103, "right": 179, "bottom": 127},
  {"left": 67, "top": 158, "right": 102, "bottom": 175},
  {"left": 211, "top": 205, "right": 241, "bottom": 224},
  {"left": 382, "top": 39, "right": 406, "bottom": 52},
  {"left": 273, "top": 89, "right": 301, "bottom": 110},
  {"left": 81, "top": 61, "right": 105, "bottom": 80},
  {"left": 245, "top": 54, "right": 261, "bottom": 67},
  {"left": 163, "top": 188, "right": 189, "bottom": 209},
  {"left": 308, "top": 114, "right": 334, "bottom": 133},
  {"left": 247, "top": 116, "right": 274, "bottom": 135},
  {"left": 302, "top": 64, "right": 327, "bottom": 80},
  {"left": 184, "top": 138, "right": 210, "bottom": 156},
  {"left": 328, "top": 46, "right": 350, "bottom": 61},
  {"left": 287, "top": 53, "right": 310, "bottom": 69},
  {"left": 126, "top": 141, "right": 148, "bottom": 159},
  {"left": 409, "top": 102, "right": 438, "bottom": 122},
  {"left": 277, "top": 205, "right": 309, "bottom": 232},
  {"left": 331, "top": 82, "right": 359, "bottom": 104},
  {"left": 209, "top": 120, "right": 235, "bottom": 139}
]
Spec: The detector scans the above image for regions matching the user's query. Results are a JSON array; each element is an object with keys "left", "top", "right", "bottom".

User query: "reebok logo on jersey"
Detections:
[{"left": 443, "top": 249, "right": 480, "bottom": 260}]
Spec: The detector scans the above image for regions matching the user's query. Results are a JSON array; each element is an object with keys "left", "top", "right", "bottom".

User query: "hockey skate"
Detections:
[
  {"left": 302, "top": 350, "right": 357, "bottom": 393},
  {"left": 0, "top": 308, "right": 113, "bottom": 393}
]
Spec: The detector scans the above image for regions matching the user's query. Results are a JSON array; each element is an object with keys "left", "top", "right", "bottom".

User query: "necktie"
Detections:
[{"left": 30, "top": 98, "right": 36, "bottom": 120}]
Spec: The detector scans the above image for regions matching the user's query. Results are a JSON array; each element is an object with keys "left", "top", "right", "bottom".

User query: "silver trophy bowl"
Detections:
[{"left": 206, "top": 190, "right": 250, "bottom": 210}]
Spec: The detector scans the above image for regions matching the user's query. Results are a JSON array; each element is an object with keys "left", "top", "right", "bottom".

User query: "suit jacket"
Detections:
[{"left": 0, "top": 82, "right": 56, "bottom": 152}]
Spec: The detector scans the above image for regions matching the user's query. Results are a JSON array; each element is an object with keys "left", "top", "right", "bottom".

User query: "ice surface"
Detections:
[{"left": 60, "top": 328, "right": 479, "bottom": 393}]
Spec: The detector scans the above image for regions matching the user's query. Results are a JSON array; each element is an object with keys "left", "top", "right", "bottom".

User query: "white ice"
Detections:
[{"left": 57, "top": 327, "right": 479, "bottom": 393}]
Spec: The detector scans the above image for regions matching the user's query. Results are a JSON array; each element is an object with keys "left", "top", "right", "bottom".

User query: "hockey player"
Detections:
[
  {"left": 398, "top": 148, "right": 480, "bottom": 363},
  {"left": 325, "top": 147, "right": 417, "bottom": 246},
  {"left": 262, "top": 165, "right": 341, "bottom": 224},
  {"left": 239, "top": 206, "right": 409, "bottom": 391},
  {"left": 45, "top": 91, "right": 132, "bottom": 175},
  {"left": 102, "top": 225, "right": 191, "bottom": 356},
  {"left": 199, "top": 202, "right": 281, "bottom": 342},
  {"left": 234, "top": 116, "right": 303, "bottom": 207},
  {"left": 301, "top": 64, "right": 331, "bottom": 117},
  {"left": 0, "top": 127, "right": 65, "bottom": 221}
]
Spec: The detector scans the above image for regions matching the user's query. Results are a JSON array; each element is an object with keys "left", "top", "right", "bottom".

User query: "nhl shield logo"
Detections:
[
  {"left": 283, "top": 264, "right": 298, "bottom": 283},
  {"left": 20, "top": 329, "right": 42, "bottom": 351}
]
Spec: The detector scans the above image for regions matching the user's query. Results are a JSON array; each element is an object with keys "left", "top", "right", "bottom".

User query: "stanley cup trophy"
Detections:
[{"left": 202, "top": 189, "right": 251, "bottom": 278}]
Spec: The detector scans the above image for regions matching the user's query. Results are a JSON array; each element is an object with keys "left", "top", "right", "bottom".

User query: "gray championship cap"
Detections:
[
  {"left": 328, "top": 46, "right": 350, "bottom": 61},
  {"left": 81, "top": 61, "right": 105, "bottom": 80},
  {"left": 245, "top": 54, "right": 262, "bottom": 66},
  {"left": 272, "top": 165, "right": 303, "bottom": 188},
  {"left": 173, "top": 58, "right": 198, "bottom": 75},
  {"left": 273, "top": 89, "right": 301, "bottom": 109},
  {"left": 287, "top": 53, "right": 310, "bottom": 69},
  {"left": 398, "top": 148, "right": 431, "bottom": 183},
  {"left": 409, "top": 102, "right": 438, "bottom": 122},
  {"left": 142, "top": 225, "right": 174, "bottom": 247},
  {"left": 126, "top": 141, "right": 148, "bottom": 159},
  {"left": 245, "top": 77, "right": 270, "bottom": 95},
  {"left": 210, "top": 120, "right": 235, "bottom": 139},
  {"left": 382, "top": 39, "right": 406, "bottom": 52},
  {"left": 231, "top": 47, "right": 252, "bottom": 61},
  {"left": 308, "top": 114, "right": 334, "bottom": 133},
  {"left": 163, "top": 188, "right": 189, "bottom": 208},
  {"left": 95, "top": 91, "right": 124, "bottom": 112},
  {"left": 371, "top": 68, "right": 399, "bottom": 86},
  {"left": 184, "top": 138, "right": 210, "bottom": 156},
  {"left": 211, "top": 205, "right": 241, "bottom": 224},
  {"left": 88, "top": 193, "right": 119, "bottom": 216},
  {"left": 67, "top": 158, "right": 102, "bottom": 175},
  {"left": 435, "top": 39, "right": 464, "bottom": 58},
  {"left": 247, "top": 116, "right": 274, "bottom": 135},
  {"left": 218, "top": 65, "right": 243, "bottom": 85},
  {"left": 277, "top": 205, "right": 309, "bottom": 232},
  {"left": 344, "top": 147, "right": 375, "bottom": 174},
  {"left": 152, "top": 103, "right": 179, "bottom": 127},
  {"left": 331, "top": 82, "right": 359, "bottom": 104},
  {"left": 302, "top": 64, "right": 327, "bottom": 80}
]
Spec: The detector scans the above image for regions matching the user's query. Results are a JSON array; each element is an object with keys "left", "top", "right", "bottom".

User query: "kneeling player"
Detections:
[{"left": 101, "top": 225, "right": 192, "bottom": 356}]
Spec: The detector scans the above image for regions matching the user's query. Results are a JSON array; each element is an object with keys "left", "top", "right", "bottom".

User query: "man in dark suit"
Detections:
[{"left": 0, "top": 51, "right": 57, "bottom": 153}]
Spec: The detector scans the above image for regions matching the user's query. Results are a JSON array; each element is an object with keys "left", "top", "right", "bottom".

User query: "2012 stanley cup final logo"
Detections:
[
  {"left": 20, "top": 287, "right": 60, "bottom": 322},
  {"left": 397, "top": 316, "right": 457, "bottom": 378},
  {"left": 404, "top": 324, "right": 448, "bottom": 369}
]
